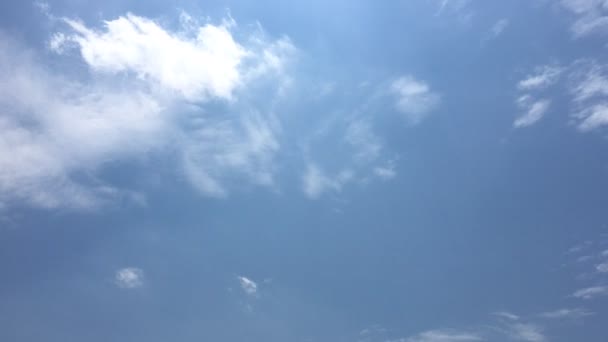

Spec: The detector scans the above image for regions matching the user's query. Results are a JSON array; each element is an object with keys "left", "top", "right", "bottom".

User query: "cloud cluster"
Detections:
[
  {"left": 513, "top": 65, "right": 563, "bottom": 128},
  {"left": 0, "top": 11, "right": 294, "bottom": 209},
  {"left": 560, "top": 0, "right": 608, "bottom": 37},
  {"left": 513, "top": 60, "right": 608, "bottom": 131}
]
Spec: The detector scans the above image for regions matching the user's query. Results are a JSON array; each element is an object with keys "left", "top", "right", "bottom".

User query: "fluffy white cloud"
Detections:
[
  {"left": 115, "top": 267, "right": 144, "bottom": 289},
  {"left": 182, "top": 112, "right": 280, "bottom": 197},
  {"left": 391, "top": 76, "right": 441, "bottom": 124},
  {"left": 573, "top": 285, "right": 608, "bottom": 299},
  {"left": 237, "top": 276, "right": 258, "bottom": 296},
  {"left": 0, "top": 36, "right": 161, "bottom": 208},
  {"left": 374, "top": 165, "right": 397, "bottom": 180},
  {"left": 0, "top": 11, "right": 294, "bottom": 209},
  {"left": 58, "top": 14, "right": 245, "bottom": 101}
]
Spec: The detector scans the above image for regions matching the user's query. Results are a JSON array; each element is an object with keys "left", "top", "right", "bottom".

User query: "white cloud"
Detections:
[
  {"left": 517, "top": 65, "right": 563, "bottom": 91},
  {"left": 514, "top": 99, "right": 551, "bottom": 128},
  {"left": 505, "top": 323, "right": 546, "bottom": 342},
  {"left": 115, "top": 267, "right": 144, "bottom": 289},
  {"left": 182, "top": 112, "right": 280, "bottom": 197},
  {"left": 493, "top": 311, "right": 520, "bottom": 321},
  {"left": 404, "top": 329, "right": 482, "bottom": 342},
  {"left": 0, "top": 11, "right": 295, "bottom": 209},
  {"left": 573, "top": 285, "right": 608, "bottom": 299},
  {"left": 560, "top": 0, "right": 608, "bottom": 37},
  {"left": 391, "top": 76, "right": 441, "bottom": 124},
  {"left": 539, "top": 308, "right": 594, "bottom": 319},
  {"left": 237, "top": 276, "right": 258, "bottom": 296},
  {"left": 302, "top": 163, "right": 353, "bottom": 199},
  {"left": 570, "top": 62, "right": 608, "bottom": 102},
  {"left": 59, "top": 14, "right": 246, "bottom": 101}
]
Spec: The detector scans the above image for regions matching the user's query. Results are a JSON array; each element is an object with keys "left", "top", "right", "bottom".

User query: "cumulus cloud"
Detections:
[
  {"left": 573, "top": 285, "right": 608, "bottom": 299},
  {"left": 391, "top": 76, "right": 441, "bottom": 124},
  {"left": 115, "top": 267, "right": 144, "bottom": 289},
  {"left": 57, "top": 14, "right": 246, "bottom": 101},
  {"left": 0, "top": 11, "right": 295, "bottom": 209}
]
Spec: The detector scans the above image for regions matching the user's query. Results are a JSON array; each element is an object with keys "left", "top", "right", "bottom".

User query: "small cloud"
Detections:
[
  {"left": 237, "top": 276, "right": 258, "bottom": 297},
  {"left": 596, "top": 261, "right": 608, "bottom": 273},
  {"left": 373, "top": 164, "right": 397, "bottom": 181},
  {"left": 484, "top": 18, "right": 509, "bottom": 41},
  {"left": 391, "top": 76, "right": 441, "bottom": 124},
  {"left": 115, "top": 267, "right": 144, "bottom": 289},
  {"left": 514, "top": 99, "right": 551, "bottom": 128},
  {"left": 404, "top": 329, "right": 482, "bottom": 342},
  {"left": 302, "top": 163, "right": 353, "bottom": 199},
  {"left": 573, "top": 285, "right": 608, "bottom": 299},
  {"left": 517, "top": 65, "right": 563, "bottom": 91},
  {"left": 539, "top": 308, "right": 594, "bottom": 319},
  {"left": 493, "top": 311, "right": 520, "bottom": 321}
]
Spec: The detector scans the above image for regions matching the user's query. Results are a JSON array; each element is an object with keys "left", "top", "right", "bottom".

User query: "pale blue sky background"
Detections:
[{"left": 1, "top": 1, "right": 608, "bottom": 341}]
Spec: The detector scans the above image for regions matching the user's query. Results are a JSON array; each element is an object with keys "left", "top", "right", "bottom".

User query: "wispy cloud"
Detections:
[
  {"left": 517, "top": 65, "right": 564, "bottom": 91},
  {"left": 403, "top": 329, "right": 482, "bottom": 342},
  {"left": 483, "top": 18, "right": 510, "bottom": 41},
  {"left": 559, "top": 0, "right": 608, "bottom": 38},
  {"left": 0, "top": 11, "right": 294, "bottom": 209},
  {"left": 539, "top": 308, "right": 594, "bottom": 319},
  {"left": 115, "top": 267, "right": 144, "bottom": 289},
  {"left": 504, "top": 323, "right": 546, "bottom": 342},
  {"left": 391, "top": 76, "right": 441, "bottom": 124},
  {"left": 237, "top": 276, "right": 258, "bottom": 297},
  {"left": 573, "top": 285, "right": 608, "bottom": 299},
  {"left": 302, "top": 163, "right": 354, "bottom": 199},
  {"left": 345, "top": 119, "right": 383, "bottom": 163},
  {"left": 514, "top": 98, "right": 551, "bottom": 128}
]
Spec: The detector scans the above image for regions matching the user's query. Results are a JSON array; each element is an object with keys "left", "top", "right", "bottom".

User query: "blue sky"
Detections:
[{"left": 1, "top": 0, "right": 608, "bottom": 341}]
